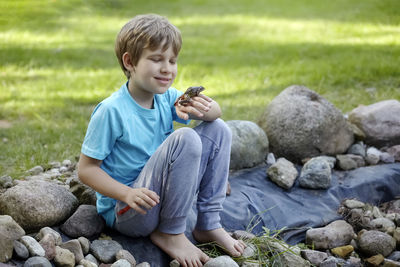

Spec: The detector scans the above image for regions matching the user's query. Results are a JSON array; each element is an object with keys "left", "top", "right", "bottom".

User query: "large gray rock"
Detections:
[
  {"left": 358, "top": 230, "right": 396, "bottom": 257},
  {"left": 23, "top": 256, "right": 52, "bottom": 267},
  {"left": 60, "top": 205, "right": 105, "bottom": 239},
  {"left": 0, "top": 180, "right": 79, "bottom": 232},
  {"left": 258, "top": 85, "right": 354, "bottom": 162},
  {"left": 0, "top": 215, "right": 25, "bottom": 263},
  {"left": 90, "top": 239, "right": 123, "bottom": 264},
  {"left": 306, "top": 220, "right": 355, "bottom": 250},
  {"left": 348, "top": 99, "right": 400, "bottom": 147},
  {"left": 226, "top": 120, "right": 269, "bottom": 169}
]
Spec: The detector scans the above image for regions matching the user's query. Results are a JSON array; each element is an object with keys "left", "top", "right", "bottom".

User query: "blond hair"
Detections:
[{"left": 115, "top": 14, "right": 182, "bottom": 78}]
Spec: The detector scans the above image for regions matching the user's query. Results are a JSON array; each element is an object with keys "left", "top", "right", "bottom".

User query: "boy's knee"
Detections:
[{"left": 173, "top": 127, "right": 202, "bottom": 156}]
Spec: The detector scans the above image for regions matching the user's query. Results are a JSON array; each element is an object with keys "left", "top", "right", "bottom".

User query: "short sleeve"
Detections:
[
  {"left": 81, "top": 103, "right": 122, "bottom": 160},
  {"left": 168, "top": 88, "right": 190, "bottom": 125}
]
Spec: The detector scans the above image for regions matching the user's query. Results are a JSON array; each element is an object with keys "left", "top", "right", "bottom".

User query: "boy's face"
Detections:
[{"left": 129, "top": 43, "right": 178, "bottom": 95}]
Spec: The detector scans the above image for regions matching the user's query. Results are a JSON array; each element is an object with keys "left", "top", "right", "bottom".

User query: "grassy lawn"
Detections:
[{"left": 1, "top": 0, "right": 399, "bottom": 178}]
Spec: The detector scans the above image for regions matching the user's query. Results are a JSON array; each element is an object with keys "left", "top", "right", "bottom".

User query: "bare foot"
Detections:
[
  {"left": 150, "top": 230, "right": 209, "bottom": 267},
  {"left": 192, "top": 228, "right": 247, "bottom": 257}
]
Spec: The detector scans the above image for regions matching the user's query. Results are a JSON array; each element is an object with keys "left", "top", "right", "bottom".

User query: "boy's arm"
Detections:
[
  {"left": 176, "top": 94, "right": 222, "bottom": 121},
  {"left": 78, "top": 153, "right": 159, "bottom": 214}
]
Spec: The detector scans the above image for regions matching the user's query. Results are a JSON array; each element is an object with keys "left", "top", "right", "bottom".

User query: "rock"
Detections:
[
  {"left": 14, "top": 240, "right": 29, "bottom": 259},
  {"left": 343, "top": 199, "right": 365, "bottom": 209},
  {"left": 358, "top": 230, "right": 396, "bottom": 257},
  {"left": 300, "top": 249, "right": 328, "bottom": 265},
  {"left": 266, "top": 153, "right": 276, "bottom": 165},
  {"left": 28, "top": 166, "right": 44, "bottom": 175},
  {"left": 370, "top": 217, "right": 396, "bottom": 232},
  {"left": 267, "top": 158, "right": 298, "bottom": 189},
  {"left": 336, "top": 154, "right": 365, "bottom": 170},
  {"left": 346, "top": 257, "right": 362, "bottom": 267},
  {"left": 23, "top": 256, "right": 52, "bottom": 267},
  {"left": 383, "top": 259, "right": 400, "bottom": 267},
  {"left": 314, "top": 156, "right": 336, "bottom": 169},
  {"left": 79, "top": 259, "right": 98, "bottom": 267},
  {"left": 347, "top": 142, "right": 366, "bottom": 157},
  {"left": 69, "top": 178, "right": 97, "bottom": 206},
  {"left": 365, "top": 254, "right": 384, "bottom": 266},
  {"left": 258, "top": 85, "right": 354, "bottom": 162},
  {"left": 372, "top": 206, "right": 384, "bottom": 218},
  {"left": 135, "top": 263, "right": 150, "bottom": 267},
  {"left": 381, "top": 152, "right": 395, "bottom": 163},
  {"left": 0, "top": 180, "right": 79, "bottom": 231},
  {"left": 386, "top": 145, "right": 400, "bottom": 161},
  {"left": 348, "top": 99, "right": 400, "bottom": 147},
  {"left": 226, "top": 120, "right": 269, "bottom": 170},
  {"left": 388, "top": 251, "right": 400, "bottom": 261},
  {"left": 20, "top": 236, "right": 45, "bottom": 257},
  {"left": 203, "top": 255, "right": 239, "bottom": 267},
  {"left": 319, "top": 256, "right": 346, "bottom": 267},
  {"left": 0, "top": 215, "right": 25, "bottom": 263},
  {"left": 54, "top": 246, "right": 75, "bottom": 267},
  {"left": 232, "top": 230, "right": 256, "bottom": 241},
  {"left": 60, "top": 205, "right": 104, "bottom": 239},
  {"left": 115, "top": 249, "right": 136, "bottom": 266},
  {"left": 240, "top": 262, "right": 260, "bottom": 267},
  {"left": 393, "top": 228, "right": 400, "bottom": 246},
  {"left": 298, "top": 157, "right": 331, "bottom": 189},
  {"left": 78, "top": 237, "right": 90, "bottom": 255},
  {"left": 59, "top": 239, "right": 84, "bottom": 264},
  {"left": 331, "top": 245, "right": 354, "bottom": 258},
  {"left": 267, "top": 241, "right": 310, "bottom": 267},
  {"left": 242, "top": 244, "right": 257, "bottom": 258},
  {"left": 0, "top": 175, "right": 13, "bottom": 189},
  {"left": 90, "top": 240, "right": 123, "bottom": 264},
  {"left": 366, "top": 147, "right": 381, "bottom": 165},
  {"left": 305, "top": 220, "right": 355, "bottom": 250},
  {"left": 38, "top": 233, "right": 56, "bottom": 260},
  {"left": 36, "top": 227, "right": 62, "bottom": 246},
  {"left": 84, "top": 254, "right": 99, "bottom": 266},
  {"left": 169, "top": 259, "right": 179, "bottom": 267},
  {"left": 111, "top": 259, "right": 131, "bottom": 267}
]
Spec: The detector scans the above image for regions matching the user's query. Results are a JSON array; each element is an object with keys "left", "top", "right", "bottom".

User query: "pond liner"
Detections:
[{"left": 102, "top": 162, "right": 400, "bottom": 266}]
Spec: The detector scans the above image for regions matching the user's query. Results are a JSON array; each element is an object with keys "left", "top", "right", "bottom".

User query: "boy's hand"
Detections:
[
  {"left": 175, "top": 94, "right": 212, "bottom": 120},
  {"left": 123, "top": 188, "right": 160, "bottom": 215}
]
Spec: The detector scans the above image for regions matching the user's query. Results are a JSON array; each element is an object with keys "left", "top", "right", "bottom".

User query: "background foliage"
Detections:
[{"left": 1, "top": 0, "right": 399, "bottom": 177}]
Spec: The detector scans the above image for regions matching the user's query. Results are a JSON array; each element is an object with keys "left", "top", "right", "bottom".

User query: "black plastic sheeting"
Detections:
[{"left": 104, "top": 163, "right": 400, "bottom": 266}]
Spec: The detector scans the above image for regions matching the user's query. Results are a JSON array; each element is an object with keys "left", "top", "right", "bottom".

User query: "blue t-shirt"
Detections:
[{"left": 81, "top": 82, "right": 189, "bottom": 227}]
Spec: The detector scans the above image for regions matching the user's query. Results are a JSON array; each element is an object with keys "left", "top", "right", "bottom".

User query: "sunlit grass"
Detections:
[{"left": 1, "top": 0, "right": 399, "bottom": 177}]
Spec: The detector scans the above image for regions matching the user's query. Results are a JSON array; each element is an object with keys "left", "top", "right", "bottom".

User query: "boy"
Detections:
[{"left": 78, "top": 14, "right": 245, "bottom": 267}]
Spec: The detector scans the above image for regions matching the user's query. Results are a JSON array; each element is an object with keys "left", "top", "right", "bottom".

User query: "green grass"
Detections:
[{"left": 1, "top": 0, "right": 400, "bottom": 178}]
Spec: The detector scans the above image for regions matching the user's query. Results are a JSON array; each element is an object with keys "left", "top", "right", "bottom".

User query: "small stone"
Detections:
[
  {"left": 23, "top": 256, "right": 52, "bottom": 267},
  {"left": 20, "top": 235, "right": 46, "bottom": 257},
  {"left": 319, "top": 256, "right": 346, "bottom": 267},
  {"left": 61, "top": 205, "right": 105, "bottom": 238},
  {"left": 170, "top": 259, "right": 180, "bottom": 267},
  {"left": 79, "top": 259, "right": 98, "bottom": 267},
  {"left": 358, "top": 230, "right": 396, "bottom": 257},
  {"left": 240, "top": 262, "right": 260, "bottom": 267},
  {"left": 115, "top": 250, "right": 136, "bottom": 266},
  {"left": 380, "top": 152, "right": 395, "bottom": 163},
  {"left": 54, "top": 246, "right": 75, "bottom": 267},
  {"left": 90, "top": 239, "right": 123, "bottom": 264},
  {"left": 347, "top": 143, "right": 366, "bottom": 157},
  {"left": 336, "top": 155, "right": 358, "bottom": 170},
  {"left": 331, "top": 245, "right": 354, "bottom": 258},
  {"left": 383, "top": 259, "right": 400, "bottom": 267},
  {"left": 111, "top": 259, "right": 131, "bottom": 267},
  {"left": 343, "top": 199, "right": 365, "bottom": 209},
  {"left": 267, "top": 158, "right": 298, "bottom": 190},
  {"left": 242, "top": 244, "right": 257, "bottom": 258},
  {"left": 370, "top": 218, "right": 396, "bottom": 232},
  {"left": 36, "top": 227, "right": 62, "bottom": 246},
  {"left": 232, "top": 230, "right": 256, "bottom": 241},
  {"left": 203, "top": 255, "right": 239, "bottom": 267},
  {"left": 59, "top": 239, "right": 84, "bottom": 264},
  {"left": 49, "top": 161, "right": 61, "bottom": 168},
  {"left": 84, "top": 254, "right": 99, "bottom": 266},
  {"left": 388, "top": 251, "right": 400, "bottom": 261},
  {"left": 373, "top": 206, "right": 384, "bottom": 218},
  {"left": 266, "top": 153, "right": 276, "bottom": 165},
  {"left": 386, "top": 145, "right": 400, "bottom": 161},
  {"left": 300, "top": 249, "right": 328, "bottom": 265},
  {"left": 0, "top": 175, "right": 13, "bottom": 189},
  {"left": 298, "top": 157, "right": 331, "bottom": 189},
  {"left": 62, "top": 160, "right": 72, "bottom": 167},
  {"left": 28, "top": 166, "right": 44, "bottom": 175},
  {"left": 365, "top": 254, "right": 384, "bottom": 266},
  {"left": 366, "top": 147, "right": 381, "bottom": 165},
  {"left": 38, "top": 233, "right": 56, "bottom": 260},
  {"left": 78, "top": 237, "right": 90, "bottom": 255},
  {"left": 13, "top": 240, "right": 29, "bottom": 259}
]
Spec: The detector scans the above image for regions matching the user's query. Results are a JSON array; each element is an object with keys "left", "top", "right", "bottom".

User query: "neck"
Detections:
[{"left": 127, "top": 80, "right": 154, "bottom": 109}]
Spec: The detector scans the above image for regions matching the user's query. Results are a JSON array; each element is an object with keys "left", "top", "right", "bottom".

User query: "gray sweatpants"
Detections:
[{"left": 114, "top": 118, "right": 232, "bottom": 237}]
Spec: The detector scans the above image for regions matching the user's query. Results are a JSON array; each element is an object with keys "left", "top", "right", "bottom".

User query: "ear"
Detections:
[{"left": 122, "top": 52, "right": 135, "bottom": 72}]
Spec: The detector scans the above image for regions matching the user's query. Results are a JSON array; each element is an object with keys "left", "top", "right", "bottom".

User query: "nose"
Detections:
[{"left": 160, "top": 61, "right": 172, "bottom": 74}]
